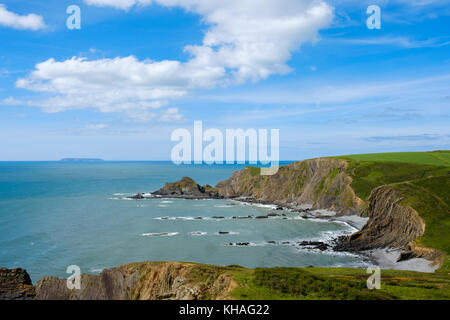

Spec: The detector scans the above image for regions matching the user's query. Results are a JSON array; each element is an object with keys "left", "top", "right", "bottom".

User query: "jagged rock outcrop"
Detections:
[
  {"left": 215, "top": 158, "right": 365, "bottom": 215},
  {"left": 36, "top": 262, "right": 236, "bottom": 300},
  {"left": 152, "top": 177, "right": 222, "bottom": 199},
  {"left": 398, "top": 241, "right": 445, "bottom": 267},
  {"left": 335, "top": 186, "right": 425, "bottom": 251},
  {"left": 0, "top": 268, "right": 36, "bottom": 300}
]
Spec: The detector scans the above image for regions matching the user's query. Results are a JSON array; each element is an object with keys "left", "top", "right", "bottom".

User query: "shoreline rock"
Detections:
[
  {"left": 151, "top": 177, "right": 223, "bottom": 199},
  {"left": 0, "top": 268, "right": 36, "bottom": 300}
]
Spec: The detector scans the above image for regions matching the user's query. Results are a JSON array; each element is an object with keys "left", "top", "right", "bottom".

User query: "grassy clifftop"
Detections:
[
  {"left": 333, "top": 151, "right": 449, "bottom": 264},
  {"left": 339, "top": 150, "right": 450, "bottom": 167},
  {"left": 231, "top": 265, "right": 450, "bottom": 300},
  {"left": 33, "top": 262, "right": 450, "bottom": 300}
]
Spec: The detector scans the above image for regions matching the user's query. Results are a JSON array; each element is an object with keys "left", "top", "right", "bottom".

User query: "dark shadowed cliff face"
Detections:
[
  {"left": 215, "top": 158, "right": 365, "bottom": 216},
  {"left": 36, "top": 262, "right": 236, "bottom": 300},
  {"left": 0, "top": 268, "right": 36, "bottom": 300},
  {"left": 335, "top": 186, "right": 425, "bottom": 251}
]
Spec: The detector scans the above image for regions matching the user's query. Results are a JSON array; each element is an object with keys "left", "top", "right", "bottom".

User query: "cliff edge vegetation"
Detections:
[
  {"left": 334, "top": 151, "right": 449, "bottom": 269},
  {"left": 5, "top": 262, "right": 449, "bottom": 300}
]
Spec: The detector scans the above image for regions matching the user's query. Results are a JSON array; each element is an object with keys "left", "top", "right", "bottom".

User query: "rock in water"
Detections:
[
  {"left": 0, "top": 268, "right": 36, "bottom": 300},
  {"left": 129, "top": 193, "right": 145, "bottom": 199},
  {"left": 152, "top": 177, "right": 222, "bottom": 199}
]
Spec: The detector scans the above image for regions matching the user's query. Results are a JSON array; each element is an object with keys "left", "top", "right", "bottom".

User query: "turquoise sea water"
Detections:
[{"left": 0, "top": 162, "right": 365, "bottom": 283}]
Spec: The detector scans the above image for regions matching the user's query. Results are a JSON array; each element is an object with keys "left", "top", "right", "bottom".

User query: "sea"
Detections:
[{"left": 0, "top": 161, "right": 367, "bottom": 283}]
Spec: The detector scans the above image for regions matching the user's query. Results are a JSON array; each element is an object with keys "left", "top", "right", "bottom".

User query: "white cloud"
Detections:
[
  {"left": 0, "top": 4, "right": 46, "bottom": 30},
  {"left": 85, "top": 0, "right": 152, "bottom": 10},
  {"left": 2, "top": 96, "right": 22, "bottom": 105},
  {"left": 160, "top": 107, "right": 183, "bottom": 122},
  {"left": 15, "top": 0, "right": 334, "bottom": 120}
]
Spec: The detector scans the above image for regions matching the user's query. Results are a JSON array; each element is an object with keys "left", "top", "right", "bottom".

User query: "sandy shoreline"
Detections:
[
  {"left": 361, "top": 249, "right": 439, "bottom": 273},
  {"left": 329, "top": 215, "right": 369, "bottom": 230}
]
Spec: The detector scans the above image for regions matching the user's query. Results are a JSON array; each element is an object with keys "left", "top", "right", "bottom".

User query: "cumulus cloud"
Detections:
[
  {"left": 16, "top": 0, "right": 334, "bottom": 120},
  {"left": 0, "top": 4, "right": 46, "bottom": 30}
]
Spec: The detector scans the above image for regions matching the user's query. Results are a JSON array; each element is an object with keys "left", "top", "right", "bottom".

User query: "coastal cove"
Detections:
[
  {"left": 0, "top": 161, "right": 364, "bottom": 283},
  {"left": 1, "top": 151, "right": 449, "bottom": 300}
]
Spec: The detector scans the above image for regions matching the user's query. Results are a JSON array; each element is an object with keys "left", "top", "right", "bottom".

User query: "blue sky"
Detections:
[{"left": 0, "top": 0, "right": 449, "bottom": 161}]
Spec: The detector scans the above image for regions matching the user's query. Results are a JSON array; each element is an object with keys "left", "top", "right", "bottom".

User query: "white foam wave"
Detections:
[
  {"left": 155, "top": 216, "right": 212, "bottom": 221},
  {"left": 232, "top": 200, "right": 277, "bottom": 210},
  {"left": 189, "top": 231, "right": 207, "bottom": 236},
  {"left": 141, "top": 232, "right": 179, "bottom": 237}
]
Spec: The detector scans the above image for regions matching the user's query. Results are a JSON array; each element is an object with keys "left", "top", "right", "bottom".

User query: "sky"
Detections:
[{"left": 0, "top": 0, "right": 449, "bottom": 161}]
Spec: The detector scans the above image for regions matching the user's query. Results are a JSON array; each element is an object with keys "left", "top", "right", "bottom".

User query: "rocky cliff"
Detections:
[
  {"left": 35, "top": 262, "right": 236, "bottom": 300},
  {"left": 335, "top": 186, "right": 425, "bottom": 251},
  {"left": 0, "top": 268, "right": 36, "bottom": 300},
  {"left": 215, "top": 158, "right": 365, "bottom": 215}
]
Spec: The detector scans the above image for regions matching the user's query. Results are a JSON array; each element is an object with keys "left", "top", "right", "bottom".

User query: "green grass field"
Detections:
[
  {"left": 230, "top": 266, "right": 450, "bottom": 300},
  {"left": 340, "top": 150, "right": 450, "bottom": 167}
]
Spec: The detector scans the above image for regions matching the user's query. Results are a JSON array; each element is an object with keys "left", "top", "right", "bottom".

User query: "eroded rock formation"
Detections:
[
  {"left": 215, "top": 158, "right": 365, "bottom": 215},
  {"left": 0, "top": 268, "right": 35, "bottom": 300},
  {"left": 335, "top": 186, "right": 425, "bottom": 251},
  {"left": 36, "top": 262, "right": 236, "bottom": 300}
]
